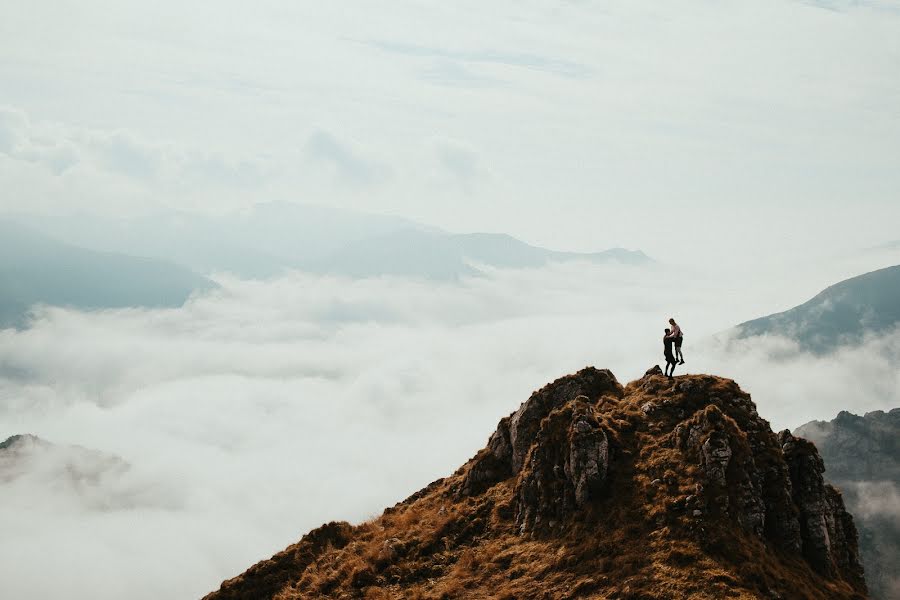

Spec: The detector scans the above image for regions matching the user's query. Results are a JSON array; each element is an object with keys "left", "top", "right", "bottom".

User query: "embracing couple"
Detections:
[{"left": 663, "top": 318, "right": 684, "bottom": 378}]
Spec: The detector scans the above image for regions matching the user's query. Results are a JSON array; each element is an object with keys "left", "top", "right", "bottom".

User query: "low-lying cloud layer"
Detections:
[{"left": 1, "top": 263, "right": 898, "bottom": 599}]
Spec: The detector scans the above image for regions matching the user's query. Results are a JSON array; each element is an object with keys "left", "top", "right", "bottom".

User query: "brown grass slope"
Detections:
[{"left": 203, "top": 368, "right": 867, "bottom": 600}]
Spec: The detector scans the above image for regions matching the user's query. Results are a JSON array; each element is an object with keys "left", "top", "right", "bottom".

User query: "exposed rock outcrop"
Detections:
[
  {"left": 796, "top": 408, "right": 900, "bottom": 599},
  {"left": 460, "top": 367, "right": 622, "bottom": 496},
  {"left": 514, "top": 396, "right": 610, "bottom": 533}
]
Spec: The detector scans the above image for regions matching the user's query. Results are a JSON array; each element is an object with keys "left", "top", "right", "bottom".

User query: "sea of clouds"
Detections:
[{"left": 1, "top": 261, "right": 899, "bottom": 599}]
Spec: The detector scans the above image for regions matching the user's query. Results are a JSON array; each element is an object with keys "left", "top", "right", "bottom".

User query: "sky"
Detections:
[
  {"left": 2, "top": 0, "right": 900, "bottom": 267},
  {"left": 2, "top": 2, "right": 900, "bottom": 599}
]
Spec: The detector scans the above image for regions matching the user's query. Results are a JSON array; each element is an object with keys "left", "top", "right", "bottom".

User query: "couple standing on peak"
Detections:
[{"left": 663, "top": 318, "right": 685, "bottom": 378}]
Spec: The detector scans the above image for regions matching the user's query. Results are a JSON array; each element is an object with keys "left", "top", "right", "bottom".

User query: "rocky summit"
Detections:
[{"left": 204, "top": 368, "right": 867, "bottom": 600}]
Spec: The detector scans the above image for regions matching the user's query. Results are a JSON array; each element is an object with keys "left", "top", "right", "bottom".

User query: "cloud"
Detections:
[
  {"left": 364, "top": 40, "right": 591, "bottom": 78},
  {"left": 434, "top": 138, "right": 486, "bottom": 193},
  {"left": 0, "top": 106, "right": 269, "bottom": 215},
  {"left": 305, "top": 130, "right": 386, "bottom": 186},
  {"left": 0, "top": 262, "right": 898, "bottom": 599}
]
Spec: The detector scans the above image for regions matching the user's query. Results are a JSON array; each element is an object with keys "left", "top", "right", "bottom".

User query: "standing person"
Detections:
[
  {"left": 663, "top": 328, "right": 677, "bottom": 378},
  {"left": 668, "top": 318, "right": 685, "bottom": 365}
]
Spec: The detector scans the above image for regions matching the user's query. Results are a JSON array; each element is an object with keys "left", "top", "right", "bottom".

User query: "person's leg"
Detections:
[{"left": 676, "top": 341, "right": 685, "bottom": 364}]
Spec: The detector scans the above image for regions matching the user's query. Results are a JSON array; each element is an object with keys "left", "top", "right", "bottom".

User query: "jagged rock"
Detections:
[
  {"left": 644, "top": 365, "right": 664, "bottom": 377},
  {"left": 514, "top": 397, "right": 609, "bottom": 533},
  {"left": 508, "top": 368, "right": 621, "bottom": 474},
  {"left": 458, "top": 418, "right": 512, "bottom": 496},
  {"left": 460, "top": 367, "right": 621, "bottom": 496},
  {"left": 795, "top": 407, "right": 900, "bottom": 600},
  {"left": 674, "top": 406, "right": 766, "bottom": 537},
  {"left": 640, "top": 401, "right": 658, "bottom": 415},
  {"left": 780, "top": 431, "right": 866, "bottom": 587}
]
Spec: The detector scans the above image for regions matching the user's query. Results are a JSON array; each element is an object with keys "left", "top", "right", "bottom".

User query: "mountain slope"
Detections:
[
  {"left": 735, "top": 265, "right": 900, "bottom": 353},
  {"left": 11, "top": 203, "right": 421, "bottom": 278},
  {"left": 796, "top": 409, "right": 900, "bottom": 600},
  {"left": 0, "top": 221, "right": 215, "bottom": 327},
  {"left": 204, "top": 368, "right": 866, "bottom": 600}
]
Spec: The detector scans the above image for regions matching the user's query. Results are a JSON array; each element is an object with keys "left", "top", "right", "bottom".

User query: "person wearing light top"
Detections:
[{"left": 667, "top": 318, "right": 684, "bottom": 365}]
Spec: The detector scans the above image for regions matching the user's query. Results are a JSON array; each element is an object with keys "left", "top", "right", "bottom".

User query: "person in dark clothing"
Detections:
[{"left": 663, "top": 328, "right": 677, "bottom": 377}]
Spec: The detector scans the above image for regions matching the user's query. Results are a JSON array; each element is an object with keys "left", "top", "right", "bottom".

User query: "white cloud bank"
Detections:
[{"left": 1, "top": 263, "right": 898, "bottom": 599}]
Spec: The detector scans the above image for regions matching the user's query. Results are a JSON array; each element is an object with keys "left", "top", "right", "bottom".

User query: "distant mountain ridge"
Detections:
[
  {"left": 10, "top": 203, "right": 651, "bottom": 280},
  {"left": 309, "top": 229, "right": 650, "bottom": 279},
  {"left": 736, "top": 264, "right": 900, "bottom": 353},
  {"left": 795, "top": 409, "right": 900, "bottom": 599},
  {"left": 0, "top": 221, "right": 215, "bottom": 328}
]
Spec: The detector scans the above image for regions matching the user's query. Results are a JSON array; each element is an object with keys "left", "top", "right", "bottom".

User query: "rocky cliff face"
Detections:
[
  {"left": 796, "top": 409, "right": 900, "bottom": 600},
  {"left": 204, "top": 368, "right": 867, "bottom": 600}
]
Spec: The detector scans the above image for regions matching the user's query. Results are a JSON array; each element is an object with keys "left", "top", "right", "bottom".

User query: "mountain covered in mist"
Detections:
[
  {"left": 796, "top": 409, "right": 900, "bottom": 600},
  {"left": 0, "top": 434, "right": 127, "bottom": 484},
  {"left": 0, "top": 221, "right": 215, "bottom": 328},
  {"left": 10, "top": 203, "right": 650, "bottom": 280},
  {"left": 736, "top": 264, "right": 900, "bottom": 353},
  {"left": 0, "top": 434, "right": 155, "bottom": 511},
  {"left": 204, "top": 368, "right": 866, "bottom": 600}
]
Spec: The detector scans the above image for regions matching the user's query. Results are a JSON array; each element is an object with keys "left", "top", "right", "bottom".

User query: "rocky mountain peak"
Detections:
[{"left": 204, "top": 368, "right": 868, "bottom": 599}]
